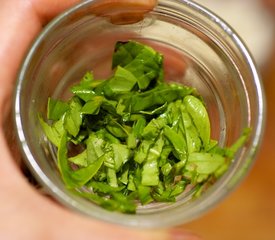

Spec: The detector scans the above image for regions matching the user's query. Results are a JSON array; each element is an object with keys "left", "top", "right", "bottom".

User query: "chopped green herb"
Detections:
[{"left": 40, "top": 40, "right": 250, "bottom": 213}]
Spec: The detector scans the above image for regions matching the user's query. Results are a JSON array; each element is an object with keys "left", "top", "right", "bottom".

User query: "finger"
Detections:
[
  {"left": 262, "top": 0, "right": 275, "bottom": 14},
  {"left": 0, "top": 0, "right": 81, "bottom": 121},
  {"left": 89, "top": 0, "right": 157, "bottom": 24},
  {"left": 30, "top": 0, "right": 82, "bottom": 23},
  {"left": 33, "top": 0, "right": 158, "bottom": 24},
  {"left": 48, "top": 204, "right": 199, "bottom": 240},
  {"left": 0, "top": 160, "right": 197, "bottom": 240}
]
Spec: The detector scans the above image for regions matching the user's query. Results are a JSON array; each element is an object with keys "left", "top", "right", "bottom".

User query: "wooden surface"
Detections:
[{"left": 181, "top": 46, "right": 275, "bottom": 239}]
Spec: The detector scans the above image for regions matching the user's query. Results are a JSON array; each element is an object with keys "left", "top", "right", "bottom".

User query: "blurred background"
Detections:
[{"left": 181, "top": 0, "right": 275, "bottom": 239}]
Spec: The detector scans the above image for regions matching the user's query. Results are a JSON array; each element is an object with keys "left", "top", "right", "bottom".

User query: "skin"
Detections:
[
  {"left": 0, "top": 1, "right": 199, "bottom": 240},
  {"left": 262, "top": 0, "right": 275, "bottom": 13}
]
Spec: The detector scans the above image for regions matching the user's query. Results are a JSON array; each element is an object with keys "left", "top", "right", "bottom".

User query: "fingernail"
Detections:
[{"left": 170, "top": 228, "right": 202, "bottom": 240}]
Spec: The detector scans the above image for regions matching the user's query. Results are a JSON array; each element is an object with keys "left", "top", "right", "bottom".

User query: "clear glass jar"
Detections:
[{"left": 14, "top": 0, "right": 265, "bottom": 228}]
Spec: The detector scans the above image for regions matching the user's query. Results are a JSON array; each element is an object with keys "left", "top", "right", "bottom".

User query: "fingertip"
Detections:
[
  {"left": 169, "top": 228, "right": 202, "bottom": 240},
  {"left": 133, "top": 227, "right": 201, "bottom": 240},
  {"left": 30, "top": 0, "right": 81, "bottom": 23},
  {"left": 88, "top": 0, "right": 158, "bottom": 24}
]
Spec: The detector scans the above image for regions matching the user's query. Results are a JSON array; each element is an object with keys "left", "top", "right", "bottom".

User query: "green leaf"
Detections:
[
  {"left": 86, "top": 133, "right": 105, "bottom": 164},
  {"left": 127, "top": 117, "right": 146, "bottom": 149},
  {"left": 75, "top": 190, "right": 136, "bottom": 213},
  {"left": 225, "top": 128, "right": 251, "bottom": 158},
  {"left": 39, "top": 115, "right": 65, "bottom": 147},
  {"left": 64, "top": 97, "right": 83, "bottom": 137},
  {"left": 139, "top": 102, "right": 167, "bottom": 115},
  {"left": 121, "top": 83, "right": 194, "bottom": 113},
  {"left": 138, "top": 185, "right": 153, "bottom": 205},
  {"left": 152, "top": 189, "right": 175, "bottom": 202},
  {"left": 79, "top": 71, "right": 94, "bottom": 86},
  {"left": 127, "top": 174, "right": 136, "bottom": 191},
  {"left": 161, "top": 162, "right": 172, "bottom": 176},
  {"left": 119, "top": 167, "right": 129, "bottom": 185},
  {"left": 96, "top": 128, "right": 121, "bottom": 144},
  {"left": 134, "top": 139, "right": 153, "bottom": 164},
  {"left": 180, "top": 110, "right": 202, "bottom": 153},
  {"left": 112, "top": 41, "right": 164, "bottom": 90},
  {"left": 170, "top": 181, "right": 186, "bottom": 197},
  {"left": 163, "top": 126, "right": 187, "bottom": 162},
  {"left": 187, "top": 152, "right": 225, "bottom": 174},
  {"left": 81, "top": 96, "right": 104, "bottom": 115},
  {"left": 71, "top": 88, "right": 96, "bottom": 103},
  {"left": 183, "top": 95, "right": 210, "bottom": 148},
  {"left": 112, "top": 41, "right": 144, "bottom": 68},
  {"left": 88, "top": 181, "right": 125, "bottom": 194},
  {"left": 47, "top": 98, "right": 69, "bottom": 121},
  {"left": 107, "top": 168, "right": 118, "bottom": 188},
  {"left": 111, "top": 192, "right": 137, "bottom": 213},
  {"left": 141, "top": 135, "right": 164, "bottom": 186},
  {"left": 57, "top": 132, "right": 75, "bottom": 188},
  {"left": 70, "top": 72, "right": 96, "bottom": 102},
  {"left": 106, "top": 118, "right": 129, "bottom": 139},
  {"left": 101, "top": 99, "right": 117, "bottom": 115},
  {"left": 70, "top": 152, "right": 106, "bottom": 187},
  {"left": 103, "top": 66, "right": 137, "bottom": 96},
  {"left": 111, "top": 143, "right": 130, "bottom": 171},
  {"left": 142, "top": 117, "right": 166, "bottom": 140},
  {"left": 68, "top": 150, "right": 88, "bottom": 167}
]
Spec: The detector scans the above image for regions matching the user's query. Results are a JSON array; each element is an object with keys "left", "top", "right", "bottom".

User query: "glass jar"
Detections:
[{"left": 14, "top": 0, "right": 265, "bottom": 228}]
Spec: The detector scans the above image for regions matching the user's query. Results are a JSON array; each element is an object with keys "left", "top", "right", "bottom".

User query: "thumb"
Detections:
[
  {"left": 0, "top": 0, "right": 81, "bottom": 119},
  {"left": 32, "top": 0, "right": 158, "bottom": 23},
  {"left": 87, "top": 0, "right": 157, "bottom": 24},
  {"left": 49, "top": 207, "right": 200, "bottom": 240}
]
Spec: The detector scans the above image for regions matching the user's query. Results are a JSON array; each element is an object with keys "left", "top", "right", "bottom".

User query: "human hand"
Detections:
[
  {"left": 0, "top": 1, "right": 198, "bottom": 239},
  {"left": 262, "top": 0, "right": 275, "bottom": 14}
]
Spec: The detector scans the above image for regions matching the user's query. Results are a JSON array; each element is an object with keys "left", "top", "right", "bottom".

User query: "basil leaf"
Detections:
[
  {"left": 122, "top": 83, "right": 194, "bottom": 113},
  {"left": 70, "top": 152, "right": 107, "bottom": 187},
  {"left": 187, "top": 152, "right": 225, "bottom": 174},
  {"left": 47, "top": 98, "right": 69, "bottom": 121},
  {"left": 86, "top": 133, "right": 105, "bottom": 164},
  {"left": 81, "top": 96, "right": 104, "bottom": 115},
  {"left": 88, "top": 181, "right": 125, "bottom": 194},
  {"left": 142, "top": 117, "right": 166, "bottom": 140},
  {"left": 111, "top": 143, "right": 130, "bottom": 171},
  {"left": 68, "top": 150, "right": 88, "bottom": 167},
  {"left": 106, "top": 168, "right": 117, "bottom": 187},
  {"left": 225, "top": 128, "right": 251, "bottom": 158},
  {"left": 138, "top": 185, "right": 154, "bottom": 205},
  {"left": 64, "top": 97, "right": 83, "bottom": 137},
  {"left": 71, "top": 72, "right": 96, "bottom": 102},
  {"left": 57, "top": 132, "right": 75, "bottom": 188},
  {"left": 141, "top": 135, "right": 164, "bottom": 186},
  {"left": 40, "top": 40, "right": 250, "bottom": 214},
  {"left": 39, "top": 115, "right": 65, "bottom": 147},
  {"left": 180, "top": 110, "right": 202, "bottom": 153},
  {"left": 134, "top": 139, "right": 153, "bottom": 164},
  {"left": 103, "top": 66, "right": 137, "bottom": 96},
  {"left": 183, "top": 95, "right": 210, "bottom": 148},
  {"left": 163, "top": 125, "right": 187, "bottom": 162},
  {"left": 112, "top": 41, "right": 163, "bottom": 89}
]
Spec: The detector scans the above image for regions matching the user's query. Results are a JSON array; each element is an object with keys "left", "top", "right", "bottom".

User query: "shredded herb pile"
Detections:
[{"left": 39, "top": 41, "right": 250, "bottom": 213}]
